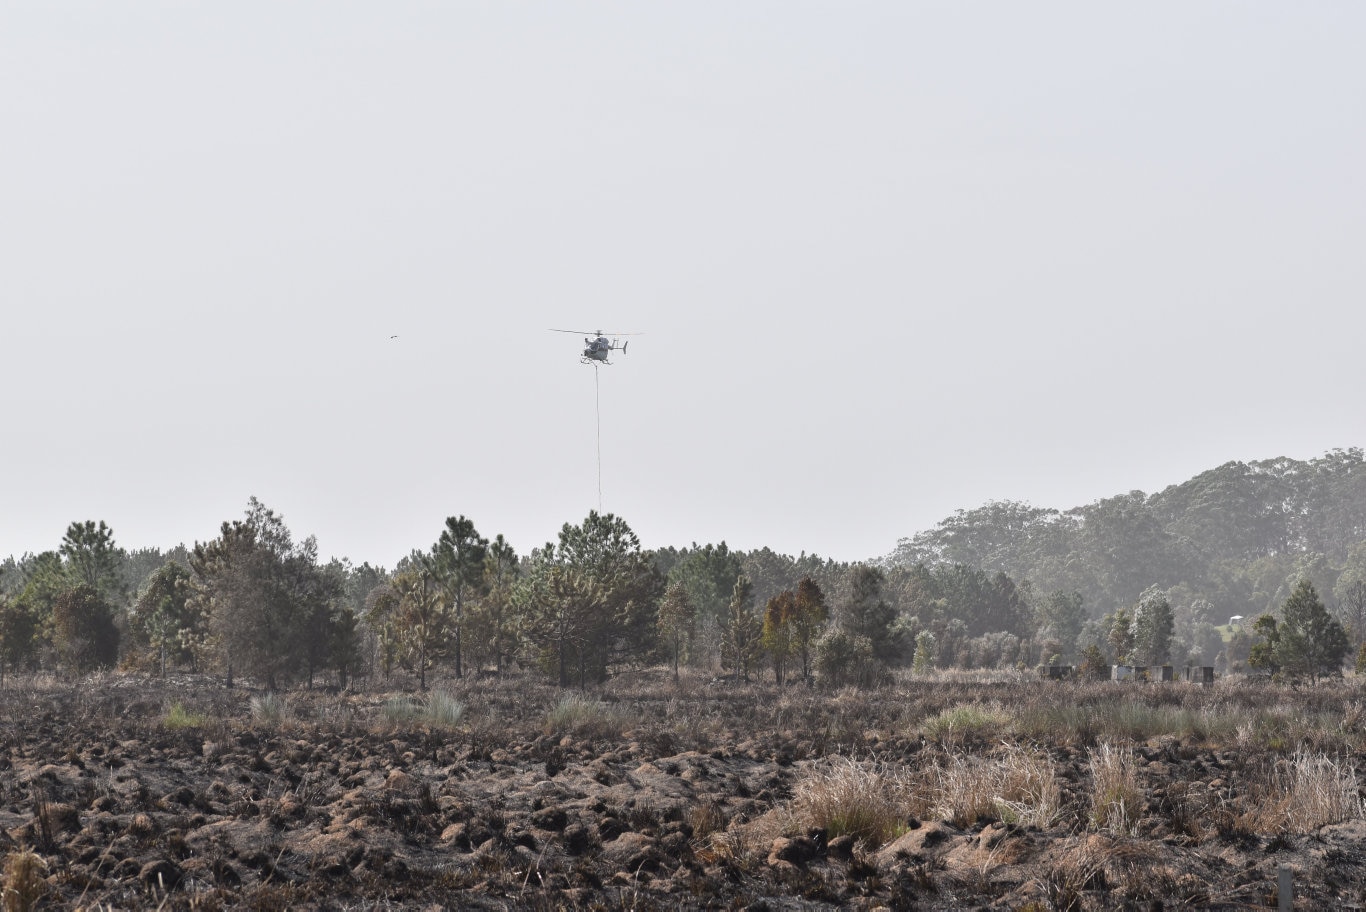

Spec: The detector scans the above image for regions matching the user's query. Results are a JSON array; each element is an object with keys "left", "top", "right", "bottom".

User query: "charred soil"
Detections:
[{"left": 2, "top": 671, "right": 1365, "bottom": 909}]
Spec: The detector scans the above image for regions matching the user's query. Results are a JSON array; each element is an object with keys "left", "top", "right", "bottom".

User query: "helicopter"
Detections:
[{"left": 549, "top": 329, "right": 642, "bottom": 365}]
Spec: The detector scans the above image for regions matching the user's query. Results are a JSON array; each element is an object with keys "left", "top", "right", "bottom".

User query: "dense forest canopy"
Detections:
[
  {"left": 1, "top": 451, "right": 1363, "bottom": 686},
  {"left": 887, "top": 449, "right": 1366, "bottom": 621}
]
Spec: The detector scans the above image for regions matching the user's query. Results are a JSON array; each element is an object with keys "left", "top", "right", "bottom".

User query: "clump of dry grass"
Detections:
[
  {"left": 780, "top": 746, "right": 1063, "bottom": 851},
  {"left": 931, "top": 746, "right": 1062, "bottom": 829},
  {"left": 250, "top": 692, "right": 291, "bottom": 727},
  {"left": 1089, "top": 742, "right": 1142, "bottom": 835},
  {"left": 920, "top": 701, "right": 1014, "bottom": 748},
  {"left": 688, "top": 798, "right": 729, "bottom": 842},
  {"left": 992, "top": 745, "right": 1064, "bottom": 828},
  {"left": 787, "top": 756, "right": 920, "bottom": 847},
  {"left": 544, "top": 693, "right": 627, "bottom": 740},
  {"left": 1242, "top": 749, "right": 1364, "bottom": 834},
  {"left": 2, "top": 848, "right": 47, "bottom": 912},
  {"left": 1031, "top": 838, "right": 1108, "bottom": 912}
]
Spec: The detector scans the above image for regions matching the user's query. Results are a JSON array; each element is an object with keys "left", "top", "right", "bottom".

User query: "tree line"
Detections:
[{"left": 2, "top": 450, "right": 1364, "bottom": 689}]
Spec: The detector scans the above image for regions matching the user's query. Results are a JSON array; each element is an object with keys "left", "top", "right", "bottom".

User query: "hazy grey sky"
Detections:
[{"left": 3, "top": 3, "right": 1363, "bottom": 567}]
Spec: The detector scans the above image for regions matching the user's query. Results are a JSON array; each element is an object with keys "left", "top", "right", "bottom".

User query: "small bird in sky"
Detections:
[{"left": 389, "top": 335, "right": 399, "bottom": 340}]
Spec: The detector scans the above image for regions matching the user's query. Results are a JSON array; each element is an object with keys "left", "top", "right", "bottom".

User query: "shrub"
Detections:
[{"left": 815, "top": 631, "right": 884, "bottom": 688}]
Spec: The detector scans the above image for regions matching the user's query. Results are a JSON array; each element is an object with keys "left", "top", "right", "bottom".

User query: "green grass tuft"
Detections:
[{"left": 163, "top": 702, "right": 207, "bottom": 730}]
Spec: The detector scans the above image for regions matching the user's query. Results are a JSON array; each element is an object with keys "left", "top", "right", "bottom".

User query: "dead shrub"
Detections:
[{"left": 1032, "top": 840, "right": 1106, "bottom": 912}]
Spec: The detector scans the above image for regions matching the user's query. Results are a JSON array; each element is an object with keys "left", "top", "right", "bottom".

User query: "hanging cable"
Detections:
[{"left": 595, "top": 362, "right": 603, "bottom": 511}]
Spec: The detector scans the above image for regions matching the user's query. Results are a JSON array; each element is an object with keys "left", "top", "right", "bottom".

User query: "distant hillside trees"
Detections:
[
  {"left": 888, "top": 450, "right": 1366, "bottom": 647},
  {"left": 6, "top": 447, "right": 1366, "bottom": 689}
]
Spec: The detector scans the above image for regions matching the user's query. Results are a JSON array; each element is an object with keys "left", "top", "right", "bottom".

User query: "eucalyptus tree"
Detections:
[
  {"left": 1130, "top": 587, "right": 1175, "bottom": 666},
  {"left": 1336, "top": 579, "right": 1366, "bottom": 650},
  {"left": 1033, "top": 590, "right": 1085, "bottom": 660}
]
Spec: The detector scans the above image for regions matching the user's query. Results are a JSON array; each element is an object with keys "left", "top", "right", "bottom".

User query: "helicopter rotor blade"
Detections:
[{"left": 550, "top": 328, "right": 645, "bottom": 335}]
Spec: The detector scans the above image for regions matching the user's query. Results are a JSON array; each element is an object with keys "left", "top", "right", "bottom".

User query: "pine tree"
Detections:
[
  {"left": 721, "top": 576, "right": 763, "bottom": 683},
  {"left": 657, "top": 582, "right": 696, "bottom": 681},
  {"left": 1277, "top": 579, "right": 1349, "bottom": 682}
]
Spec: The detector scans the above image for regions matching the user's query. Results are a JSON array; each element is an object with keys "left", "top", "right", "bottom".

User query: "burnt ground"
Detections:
[{"left": 3, "top": 672, "right": 1366, "bottom": 910}]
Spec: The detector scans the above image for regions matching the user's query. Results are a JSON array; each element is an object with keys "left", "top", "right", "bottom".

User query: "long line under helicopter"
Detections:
[{"left": 549, "top": 329, "right": 642, "bottom": 510}]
